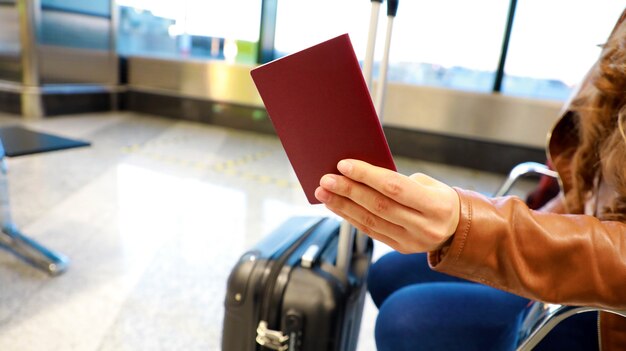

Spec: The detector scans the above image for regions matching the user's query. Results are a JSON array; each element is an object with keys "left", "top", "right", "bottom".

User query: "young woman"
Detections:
[{"left": 315, "top": 10, "right": 626, "bottom": 351}]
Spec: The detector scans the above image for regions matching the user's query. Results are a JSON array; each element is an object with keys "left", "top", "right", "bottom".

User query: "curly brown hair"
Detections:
[{"left": 566, "top": 19, "right": 626, "bottom": 221}]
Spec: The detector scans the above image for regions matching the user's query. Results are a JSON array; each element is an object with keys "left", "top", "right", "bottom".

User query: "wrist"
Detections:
[{"left": 436, "top": 234, "right": 454, "bottom": 259}]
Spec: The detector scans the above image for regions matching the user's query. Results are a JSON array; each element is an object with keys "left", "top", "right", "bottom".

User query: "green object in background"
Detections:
[
  {"left": 236, "top": 41, "right": 258, "bottom": 65},
  {"left": 252, "top": 109, "right": 266, "bottom": 121}
]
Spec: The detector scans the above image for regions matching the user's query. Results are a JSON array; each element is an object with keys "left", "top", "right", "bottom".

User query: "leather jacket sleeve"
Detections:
[{"left": 428, "top": 188, "right": 626, "bottom": 309}]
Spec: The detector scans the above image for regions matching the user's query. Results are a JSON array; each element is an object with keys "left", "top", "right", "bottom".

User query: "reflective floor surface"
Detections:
[{"left": 0, "top": 111, "right": 531, "bottom": 350}]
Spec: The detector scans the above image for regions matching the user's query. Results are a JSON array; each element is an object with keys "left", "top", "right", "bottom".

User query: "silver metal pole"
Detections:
[
  {"left": 362, "top": 1, "right": 381, "bottom": 90},
  {"left": 374, "top": 16, "right": 394, "bottom": 117},
  {"left": 109, "top": 0, "right": 120, "bottom": 110},
  {"left": 17, "top": 0, "right": 43, "bottom": 119},
  {"left": 336, "top": 220, "right": 354, "bottom": 274}
]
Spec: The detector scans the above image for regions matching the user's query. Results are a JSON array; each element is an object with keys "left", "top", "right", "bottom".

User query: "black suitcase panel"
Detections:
[{"left": 222, "top": 216, "right": 372, "bottom": 351}]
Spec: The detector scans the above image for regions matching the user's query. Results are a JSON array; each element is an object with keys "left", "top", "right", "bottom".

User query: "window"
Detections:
[
  {"left": 117, "top": 0, "right": 261, "bottom": 63},
  {"left": 502, "top": 0, "right": 624, "bottom": 100},
  {"left": 275, "top": 0, "right": 510, "bottom": 92},
  {"left": 40, "top": 0, "right": 112, "bottom": 51},
  {"left": 115, "top": 0, "right": 624, "bottom": 101},
  {"left": 41, "top": 0, "right": 110, "bottom": 17},
  {"left": 387, "top": 0, "right": 509, "bottom": 91},
  {"left": 274, "top": 0, "right": 370, "bottom": 58}
]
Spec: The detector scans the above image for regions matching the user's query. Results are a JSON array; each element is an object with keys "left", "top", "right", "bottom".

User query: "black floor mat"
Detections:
[{"left": 0, "top": 126, "right": 90, "bottom": 157}]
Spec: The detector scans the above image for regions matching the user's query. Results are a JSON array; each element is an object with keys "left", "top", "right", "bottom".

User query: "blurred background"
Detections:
[
  {"left": 0, "top": 0, "right": 622, "bottom": 171},
  {"left": 0, "top": 1, "right": 623, "bottom": 350}
]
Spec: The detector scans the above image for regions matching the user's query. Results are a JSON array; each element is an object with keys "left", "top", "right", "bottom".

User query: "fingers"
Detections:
[
  {"left": 323, "top": 201, "right": 403, "bottom": 251},
  {"left": 314, "top": 185, "right": 404, "bottom": 236},
  {"left": 315, "top": 186, "right": 434, "bottom": 252},
  {"left": 336, "top": 159, "right": 428, "bottom": 210},
  {"left": 318, "top": 173, "right": 423, "bottom": 231},
  {"left": 315, "top": 159, "right": 462, "bottom": 254},
  {"left": 337, "top": 160, "right": 459, "bottom": 234}
]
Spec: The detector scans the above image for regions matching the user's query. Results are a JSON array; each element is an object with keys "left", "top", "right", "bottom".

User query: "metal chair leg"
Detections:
[
  {"left": 0, "top": 152, "right": 69, "bottom": 276},
  {"left": 0, "top": 222, "right": 69, "bottom": 275},
  {"left": 515, "top": 302, "right": 626, "bottom": 351},
  {"left": 515, "top": 304, "right": 596, "bottom": 351}
]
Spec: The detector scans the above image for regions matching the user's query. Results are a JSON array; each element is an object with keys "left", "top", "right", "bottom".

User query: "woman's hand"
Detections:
[{"left": 314, "top": 159, "right": 461, "bottom": 254}]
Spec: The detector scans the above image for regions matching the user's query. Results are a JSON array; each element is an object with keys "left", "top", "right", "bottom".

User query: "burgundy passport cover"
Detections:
[{"left": 250, "top": 34, "right": 396, "bottom": 204}]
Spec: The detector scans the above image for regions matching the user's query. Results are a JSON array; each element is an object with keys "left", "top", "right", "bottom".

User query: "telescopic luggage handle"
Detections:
[
  {"left": 362, "top": 0, "right": 383, "bottom": 90},
  {"left": 374, "top": 0, "right": 399, "bottom": 117},
  {"left": 337, "top": 0, "right": 399, "bottom": 274}
]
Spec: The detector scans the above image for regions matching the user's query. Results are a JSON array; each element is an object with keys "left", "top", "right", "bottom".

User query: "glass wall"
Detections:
[
  {"left": 502, "top": 0, "right": 624, "bottom": 100},
  {"left": 274, "top": 0, "right": 370, "bottom": 59},
  {"left": 117, "top": 0, "right": 262, "bottom": 64},
  {"left": 379, "top": 0, "right": 509, "bottom": 92},
  {"left": 116, "top": 0, "right": 625, "bottom": 101},
  {"left": 0, "top": 0, "right": 21, "bottom": 82},
  {"left": 37, "top": 0, "right": 117, "bottom": 85},
  {"left": 275, "top": 0, "right": 509, "bottom": 93},
  {"left": 40, "top": 0, "right": 112, "bottom": 51},
  {"left": 275, "top": 1, "right": 624, "bottom": 99}
]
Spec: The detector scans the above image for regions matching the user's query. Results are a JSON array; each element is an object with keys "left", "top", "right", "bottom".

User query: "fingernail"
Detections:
[
  {"left": 315, "top": 187, "right": 330, "bottom": 202},
  {"left": 337, "top": 160, "right": 353, "bottom": 175},
  {"left": 320, "top": 175, "right": 336, "bottom": 190}
]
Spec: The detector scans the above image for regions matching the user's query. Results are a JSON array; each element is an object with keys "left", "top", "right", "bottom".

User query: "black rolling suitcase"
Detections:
[
  {"left": 222, "top": 216, "right": 373, "bottom": 351},
  {"left": 222, "top": 1, "right": 399, "bottom": 349}
]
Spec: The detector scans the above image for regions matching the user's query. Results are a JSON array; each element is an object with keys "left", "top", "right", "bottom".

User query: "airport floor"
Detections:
[{"left": 0, "top": 111, "right": 532, "bottom": 350}]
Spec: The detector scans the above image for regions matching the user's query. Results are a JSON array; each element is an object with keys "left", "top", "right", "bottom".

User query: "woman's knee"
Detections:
[
  {"left": 368, "top": 251, "right": 466, "bottom": 308},
  {"left": 367, "top": 251, "right": 424, "bottom": 307},
  {"left": 374, "top": 285, "right": 447, "bottom": 351},
  {"left": 373, "top": 283, "right": 530, "bottom": 351}
]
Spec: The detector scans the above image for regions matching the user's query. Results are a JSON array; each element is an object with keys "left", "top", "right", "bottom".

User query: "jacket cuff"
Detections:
[{"left": 427, "top": 187, "right": 496, "bottom": 280}]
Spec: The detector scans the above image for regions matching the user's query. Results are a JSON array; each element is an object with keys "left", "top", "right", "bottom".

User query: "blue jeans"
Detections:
[{"left": 368, "top": 252, "right": 598, "bottom": 351}]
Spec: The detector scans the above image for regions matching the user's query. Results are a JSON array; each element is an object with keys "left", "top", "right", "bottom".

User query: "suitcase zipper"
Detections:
[
  {"left": 256, "top": 321, "right": 290, "bottom": 351},
  {"left": 256, "top": 219, "right": 325, "bottom": 350}
]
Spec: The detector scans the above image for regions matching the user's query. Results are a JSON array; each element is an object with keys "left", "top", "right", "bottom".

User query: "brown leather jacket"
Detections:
[
  {"left": 429, "top": 10, "right": 626, "bottom": 350},
  {"left": 428, "top": 183, "right": 626, "bottom": 349},
  {"left": 427, "top": 79, "right": 626, "bottom": 351}
]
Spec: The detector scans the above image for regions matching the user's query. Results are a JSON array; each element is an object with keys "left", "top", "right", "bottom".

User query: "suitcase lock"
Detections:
[{"left": 256, "top": 320, "right": 289, "bottom": 351}]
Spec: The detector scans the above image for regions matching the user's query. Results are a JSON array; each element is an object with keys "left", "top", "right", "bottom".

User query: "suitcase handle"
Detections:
[
  {"left": 373, "top": 0, "right": 399, "bottom": 118},
  {"left": 336, "top": 220, "right": 355, "bottom": 273},
  {"left": 387, "top": 0, "right": 399, "bottom": 16},
  {"left": 362, "top": 0, "right": 383, "bottom": 89},
  {"left": 298, "top": 218, "right": 341, "bottom": 268},
  {"left": 353, "top": 0, "right": 401, "bottom": 261}
]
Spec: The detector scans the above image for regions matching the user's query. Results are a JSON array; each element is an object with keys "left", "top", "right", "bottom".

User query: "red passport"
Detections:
[{"left": 251, "top": 34, "right": 396, "bottom": 204}]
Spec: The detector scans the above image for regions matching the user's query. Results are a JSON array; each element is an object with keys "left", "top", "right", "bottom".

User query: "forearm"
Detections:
[{"left": 429, "top": 188, "right": 626, "bottom": 309}]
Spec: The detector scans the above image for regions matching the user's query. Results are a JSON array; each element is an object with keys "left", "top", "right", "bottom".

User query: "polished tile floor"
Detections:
[{"left": 0, "top": 111, "right": 531, "bottom": 350}]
